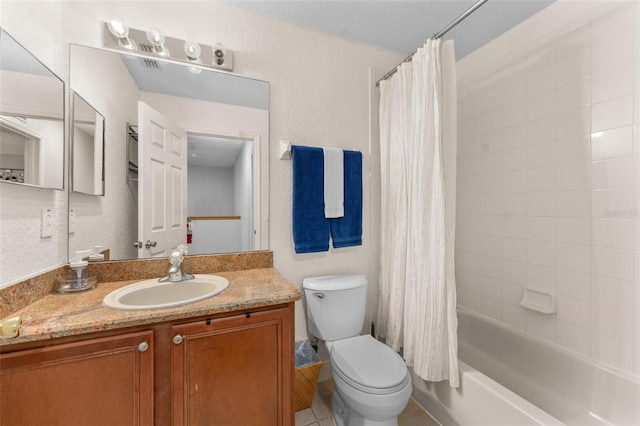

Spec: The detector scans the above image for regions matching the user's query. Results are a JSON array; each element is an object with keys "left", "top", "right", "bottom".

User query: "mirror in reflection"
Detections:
[
  {"left": 0, "top": 28, "right": 64, "bottom": 190},
  {"left": 68, "top": 45, "right": 269, "bottom": 262},
  {"left": 71, "top": 91, "right": 105, "bottom": 196}
]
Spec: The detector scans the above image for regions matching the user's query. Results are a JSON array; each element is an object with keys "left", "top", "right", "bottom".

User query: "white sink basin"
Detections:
[{"left": 103, "top": 274, "right": 229, "bottom": 310}]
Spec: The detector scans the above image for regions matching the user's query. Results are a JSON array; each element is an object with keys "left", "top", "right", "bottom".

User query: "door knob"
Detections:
[
  {"left": 138, "top": 341, "right": 149, "bottom": 352},
  {"left": 145, "top": 240, "right": 157, "bottom": 249},
  {"left": 173, "top": 335, "right": 184, "bottom": 345},
  {"left": 134, "top": 241, "right": 143, "bottom": 248}
]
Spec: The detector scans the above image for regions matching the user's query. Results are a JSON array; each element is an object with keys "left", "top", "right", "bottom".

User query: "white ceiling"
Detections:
[
  {"left": 188, "top": 134, "right": 249, "bottom": 168},
  {"left": 228, "top": 0, "right": 554, "bottom": 59}
]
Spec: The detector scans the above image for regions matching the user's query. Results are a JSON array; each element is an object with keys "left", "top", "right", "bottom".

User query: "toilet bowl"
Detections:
[
  {"left": 329, "top": 335, "right": 412, "bottom": 426},
  {"left": 302, "top": 275, "right": 412, "bottom": 426}
]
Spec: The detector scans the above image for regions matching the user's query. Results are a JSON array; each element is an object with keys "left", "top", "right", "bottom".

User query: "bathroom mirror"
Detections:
[
  {"left": 71, "top": 91, "right": 105, "bottom": 196},
  {"left": 0, "top": 28, "right": 64, "bottom": 190},
  {"left": 68, "top": 44, "right": 269, "bottom": 261}
]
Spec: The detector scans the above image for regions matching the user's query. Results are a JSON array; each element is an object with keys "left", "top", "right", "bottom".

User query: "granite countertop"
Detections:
[{"left": 1, "top": 268, "right": 302, "bottom": 347}]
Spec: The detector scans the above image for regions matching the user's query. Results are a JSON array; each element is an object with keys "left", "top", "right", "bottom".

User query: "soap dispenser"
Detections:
[
  {"left": 88, "top": 245, "right": 105, "bottom": 262},
  {"left": 55, "top": 250, "right": 98, "bottom": 293},
  {"left": 70, "top": 250, "right": 91, "bottom": 289},
  {"left": 69, "top": 259, "right": 88, "bottom": 289}
]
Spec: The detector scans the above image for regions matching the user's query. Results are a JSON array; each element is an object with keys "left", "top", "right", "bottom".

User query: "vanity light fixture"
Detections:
[{"left": 103, "top": 21, "right": 234, "bottom": 71}]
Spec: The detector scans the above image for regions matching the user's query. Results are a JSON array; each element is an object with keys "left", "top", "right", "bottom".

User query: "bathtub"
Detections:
[{"left": 412, "top": 308, "right": 640, "bottom": 425}]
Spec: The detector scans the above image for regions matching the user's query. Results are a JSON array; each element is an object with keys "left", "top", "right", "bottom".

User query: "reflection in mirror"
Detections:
[
  {"left": 187, "top": 134, "right": 254, "bottom": 255},
  {"left": 0, "top": 28, "right": 64, "bottom": 190},
  {"left": 69, "top": 44, "right": 269, "bottom": 262},
  {"left": 71, "top": 91, "right": 105, "bottom": 196}
]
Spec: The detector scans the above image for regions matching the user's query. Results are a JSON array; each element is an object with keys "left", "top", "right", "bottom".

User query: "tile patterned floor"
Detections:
[{"left": 295, "top": 379, "right": 439, "bottom": 426}]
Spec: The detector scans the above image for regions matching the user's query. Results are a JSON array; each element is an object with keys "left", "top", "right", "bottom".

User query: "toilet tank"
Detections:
[{"left": 302, "top": 274, "right": 367, "bottom": 341}]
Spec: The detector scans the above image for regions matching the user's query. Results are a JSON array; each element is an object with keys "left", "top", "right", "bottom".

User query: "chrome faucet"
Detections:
[{"left": 159, "top": 244, "right": 194, "bottom": 283}]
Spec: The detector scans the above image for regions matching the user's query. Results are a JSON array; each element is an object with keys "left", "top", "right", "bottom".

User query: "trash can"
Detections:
[{"left": 294, "top": 340, "right": 322, "bottom": 411}]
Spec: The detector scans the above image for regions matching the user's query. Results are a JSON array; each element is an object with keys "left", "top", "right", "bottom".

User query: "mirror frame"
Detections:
[
  {"left": 70, "top": 90, "right": 105, "bottom": 196},
  {"left": 0, "top": 27, "right": 66, "bottom": 191}
]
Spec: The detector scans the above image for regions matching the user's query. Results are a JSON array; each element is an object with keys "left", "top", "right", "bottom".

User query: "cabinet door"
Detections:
[
  {"left": 171, "top": 307, "right": 293, "bottom": 426},
  {"left": 0, "top": 330, "right": 154, "bottom": 425}
]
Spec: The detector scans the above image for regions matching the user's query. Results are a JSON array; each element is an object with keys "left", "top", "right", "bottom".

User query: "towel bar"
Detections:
[{"left": 279, "top": 140, "right": 364, "bottom": 160}]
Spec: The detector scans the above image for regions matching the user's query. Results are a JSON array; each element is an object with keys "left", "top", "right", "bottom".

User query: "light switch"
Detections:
[{"left": 41, "top": 208, "right": 54, "bottom": 238}]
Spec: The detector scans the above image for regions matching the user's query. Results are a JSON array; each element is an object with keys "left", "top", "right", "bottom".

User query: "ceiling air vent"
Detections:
[{"left": 142, "top": 59, "right": 159, "bottom": 69}]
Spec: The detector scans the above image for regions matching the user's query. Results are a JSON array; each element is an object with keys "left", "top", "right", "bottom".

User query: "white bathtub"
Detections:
[{"left": 412, "top": 308, "right": 640, "bottom": 425}]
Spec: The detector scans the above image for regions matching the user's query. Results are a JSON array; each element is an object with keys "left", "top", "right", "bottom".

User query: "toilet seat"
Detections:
[{"left": 331, "top": 335, "right": 410, "bottom": 395}]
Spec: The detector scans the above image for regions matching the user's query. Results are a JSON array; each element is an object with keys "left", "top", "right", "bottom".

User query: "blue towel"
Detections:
[
  {"left": 330, "top": 150, "right": 362, "bottom": 248},
  {"left": 292, "top": 145, "right": 330, "bottom": 253}
]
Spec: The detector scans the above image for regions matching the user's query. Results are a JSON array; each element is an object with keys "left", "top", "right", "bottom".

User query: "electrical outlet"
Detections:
[
  {"left": 41, "top": 208, "right": 54, "bottom": 238},
  {"left": 69, "top": 209, "right": 76, "bottom": 234}
]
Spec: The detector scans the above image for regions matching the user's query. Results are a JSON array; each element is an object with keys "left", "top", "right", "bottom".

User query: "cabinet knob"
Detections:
[
  {"left": 138, "top": 341, "right": 149, "bottom": 352},
  {"left": 173, "top": 335, "right": 184, "bottom": 345}
]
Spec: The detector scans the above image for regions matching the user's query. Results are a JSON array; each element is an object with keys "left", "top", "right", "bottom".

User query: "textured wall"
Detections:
[
  {"left": 456, "top": 1, "right": 640, "bottom": 377},
  {"left": 0, "top": 1, "right": 404, "bottom": 340}
]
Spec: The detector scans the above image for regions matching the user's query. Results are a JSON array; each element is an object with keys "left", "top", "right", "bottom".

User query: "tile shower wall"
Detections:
[{"left": 455, "top": 1, "right": 640, "bottom": 377}]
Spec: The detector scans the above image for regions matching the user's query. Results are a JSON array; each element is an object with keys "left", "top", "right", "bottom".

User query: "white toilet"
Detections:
[{"left": 303, "top": 274, "right": 412, "bottom": 426}]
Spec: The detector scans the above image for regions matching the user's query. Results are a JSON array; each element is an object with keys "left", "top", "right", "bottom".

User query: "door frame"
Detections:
[{"left": 182, "top": 125, "right": 263, "bottom": 251}]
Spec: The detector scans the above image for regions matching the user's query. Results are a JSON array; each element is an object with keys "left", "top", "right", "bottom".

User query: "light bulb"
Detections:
[
  {"left": 184, "top": 41, "right": 202, "bottom": 60},
  {"left": 146, "top": 28, "right": 165, "bottom": 46},
  {"left": 107, "top": 20, "right": 136, "bottom": 50},
  {"left": 145, "top": 28, "right": 169, "bottom": 56},
  {"left": 107, "top": 20, "right": 129, "bottom": 38}
]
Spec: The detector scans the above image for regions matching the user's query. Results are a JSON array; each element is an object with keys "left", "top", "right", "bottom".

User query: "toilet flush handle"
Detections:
[{"left": 313, "top": 292, "right": 325, "bottom": 299}]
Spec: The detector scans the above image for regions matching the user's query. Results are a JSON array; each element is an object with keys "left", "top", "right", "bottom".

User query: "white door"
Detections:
[{"left": 138, "top": 102, "right": 187, "bottom": 259}]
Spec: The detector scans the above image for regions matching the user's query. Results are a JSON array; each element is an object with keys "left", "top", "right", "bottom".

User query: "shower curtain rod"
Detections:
[{"left": 375, "top": 0, "right": 488, "bottom": 87}]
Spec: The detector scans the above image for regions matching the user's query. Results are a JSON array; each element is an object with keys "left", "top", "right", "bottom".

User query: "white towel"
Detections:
[{"left": 323, "top": 147, "right": 344, "bottom": 218}]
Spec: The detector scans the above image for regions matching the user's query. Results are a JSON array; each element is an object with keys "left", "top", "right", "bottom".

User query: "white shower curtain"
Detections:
[{"left": 377, "top": 39, "right": 459, "bottom": 387}]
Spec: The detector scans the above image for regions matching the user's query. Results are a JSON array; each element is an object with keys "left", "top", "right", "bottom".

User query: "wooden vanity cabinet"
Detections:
[
  {"left": 170, "top": 306, "right": 294, "bottom": 426},
  {"left": 0, "top": 330, "right": 154, "bottom": 425},
  {"left": 0, "top": 303, "right": 295, "bottom": 426}
]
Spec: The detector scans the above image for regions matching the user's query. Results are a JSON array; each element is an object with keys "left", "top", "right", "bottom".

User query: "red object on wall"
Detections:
[{"left": 187, "top": 219, "right": 193, "bottom": 244}]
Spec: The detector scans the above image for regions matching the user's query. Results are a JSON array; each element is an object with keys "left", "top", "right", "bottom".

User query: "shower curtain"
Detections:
[{"left": 377, "top": 39, "right": 459, "bottom": 387}]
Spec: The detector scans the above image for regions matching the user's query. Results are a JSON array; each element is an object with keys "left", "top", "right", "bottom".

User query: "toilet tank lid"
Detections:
[{"left": 302, "top": 274, "right": 367, "bottom": 291}]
